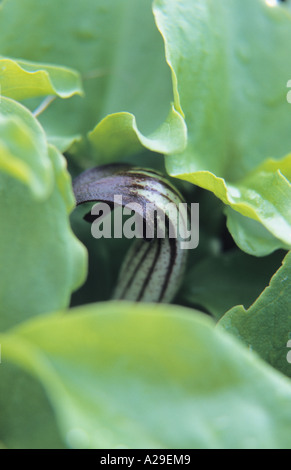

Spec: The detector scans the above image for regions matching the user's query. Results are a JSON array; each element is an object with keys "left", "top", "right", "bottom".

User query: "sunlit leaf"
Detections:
[
  {"left": 2, "top": 303, "right": 291, "bottom": 449},
  {"left": 88, "top": 106, "right": 186, "bottom": 163},
  {"left": 153, "top": 0, "right": 291, "bottom": 254},
  {"left": 0, "top": 57, "right": 83, "bottom": 101},
  {"left": 0, "top": 96, "right": 53, "bottom": 198},
  {"left": 0, "top": 144, "right": 87, "bottom": 330},
  {"left": 0, "top": 0, "right": 174, "bottom": 153}
]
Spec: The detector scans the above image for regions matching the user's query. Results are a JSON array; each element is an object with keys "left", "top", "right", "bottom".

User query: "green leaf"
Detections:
[
  {"left": 0, "top": 0, "right": 174, "bottom": 153},
  {"left": 2, "top": 302, "right": 291, "bottom": 449},
  {"left": 0, "top": 143, "right": 87, "bottom": 330},
  {"left": 225, "top": 208, "right": 291, "bottom": 256},
  {"left": 223, "top": 155, "right": 291, "bottom": 250},
  {"left": 181, "top": 249, "right": 285, "bottom": 319},
  {"left": 219, "top": 251, "right": 291, "bottom": 378},
  {"left": 153, "top": 0, "right": 291, "bottom": 254},
  {"left": 0, "top": 57, "right": 83, "bottom": 101},
  {"left": 88, "top": 105, "right": 186, "bottom": 163},
  {"left": 0, "top": 362, "right": 65, "bottom": 449},
  {"left": 0, "top": 96, "right": 53, "bottom": 198}
]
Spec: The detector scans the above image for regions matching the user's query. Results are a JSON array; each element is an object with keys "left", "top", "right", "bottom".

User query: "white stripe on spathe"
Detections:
[{"left": 73, "top": 164, "right": 189, "bottom": 303}]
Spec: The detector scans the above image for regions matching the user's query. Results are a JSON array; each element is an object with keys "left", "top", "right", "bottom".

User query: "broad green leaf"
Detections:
[
  {"left": 219, "top": 251, "right": 291, "bottom": 378},
  {"left": 0, "top": 57, "right": 83, "bottom": 101},
  {"left": 0, "top": 362, "right": 65, "bottom": 449},
  {"left": 0, "top": 96, "right": 53, "bottom": 198},
  {"left": 0, "top": 0, "right": 174, "bottom": 153},
  {"left": 88, "top": 105, "right": 186, "bottom": 163},
  {"left": 181, "top": 249, "right": 285, "bottom": 319},
  {"left": 2, "top": 303, "right": 291, "bottom": 449},
  {"left": 153, "top": 0, "right": 291, "bottom": 254},
  {"left": 0, "top": 144, "right": 87, "bottom": 331}
]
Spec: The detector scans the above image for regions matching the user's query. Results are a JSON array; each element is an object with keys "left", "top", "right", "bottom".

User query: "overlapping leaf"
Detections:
[
  {"left": 220, "top": 250, "right": 291, "bottom": 378},
  {"left": 0, "top": 362, "right": 65, "bottom": 448},
  {"left": 225, "top": 208, "right": 291, "bottom": 256},
  {"left": 0, "top": 96, "right": 53, "bottom": 198},
  {"left": 2, "top": 303, "right": 291, "bottom": 449},
  {"left": 1, "top": 0, "right": 291, "bottom": 450},
  {"left": 0, "top": 137, "right": 87, "bottom": 330},
  {"left": 1, "top": 0, "right": 291, "bottom": 253},
  {"left": 0, "top": 57, "right": 83, "bottom": 101},
  {"left": 0, "top": 0, "right": 176, "bottom": 153},
  {"left": 153, "top": 0, "right": 291, "bottom": 254},
  {"left": 181, "top": 249, "right": 284, "bottom": 319},
  {"left": 88, "top": 105, "right": 186, "bottom": 163}
]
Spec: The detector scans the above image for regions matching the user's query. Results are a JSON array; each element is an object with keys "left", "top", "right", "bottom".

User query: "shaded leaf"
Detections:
[
  {"left": 219, "top": 251, "right": 291, "bottom": 378},
  {"left": 0, "top": 362, "right": 65, "bottom": 449},
  {"left": 181, "top": 249, "right": 285, "bottom": 319}
]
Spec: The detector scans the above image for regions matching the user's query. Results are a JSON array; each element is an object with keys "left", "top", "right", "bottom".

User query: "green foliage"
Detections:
[
  {"left": 181, "top": 249, "right": 285, "bottom": 319},
  {"left": 0, "top": 100, "right": 87, "bottom": 330},
  {"left": 2, "top": 303, "right": 291, "bottom": 449},
  {"left": 0, "top": 57, "right": 83, "bottom": 101},
  {"left": 0, "top": 97, "right": 53, "bottom": 198},
  {"left": 153, "top": 0, "right": 291, "bottom": 252},
  {"left": 220, "top": 251, "right": 291, "bottom": 378},
  {"left": 0, "top": 0, "right": 174, "bottom": 152},
  {"left": 88, "top": 105, "right": 186, "bottom": 163},
  {"left": 0, "top": 0, "right": 291, "bottom": 449},
  {"left": 0, "top": 362, "right": 64, "bottom": 449}
]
